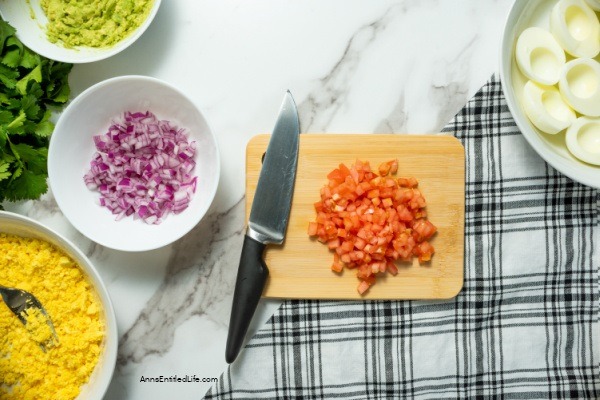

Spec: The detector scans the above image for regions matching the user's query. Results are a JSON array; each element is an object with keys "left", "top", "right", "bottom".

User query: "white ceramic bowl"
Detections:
[
  {"left": 500, "top": 0, "right": 600, "bottom": 188},
  {"left": 0, "top": 0, "right": 161, "bottom": 63},
  {"left": 0, "top": 211, "right": 117, "bottom": 400},
  {"left": 48, "top": 76, "right": 220, "bottom": 251}
]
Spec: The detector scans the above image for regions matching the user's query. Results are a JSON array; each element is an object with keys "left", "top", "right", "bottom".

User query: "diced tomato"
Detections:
[
  {"left": 387, "top": 261, "right": 398, "bottom": 275},
  {"left": 307, "top": 222, "right": 318, "bottom": 236},
  {"left": 331, "top": 262, "right": 343, "bottom": 273},
  {"left": 331, "top": 253, "right": 343, "bottom": 272},
  {"left": 327, "top": 238, "right": 340, "bottom": 249},
  {"left": 414, "top": 241, "right": 435, "bottom": 262},
  {"left": 389, "top": 159, "right": 399, "bottom": 174},
  {"left": 327, "top": 168, "right": 344, "bottom": 183},
  {"left": 308, "top": 159, "right": 437, "bottom": 294},
  {"left": 398, "top": 177, "right": 418, "bottom": 188},
  {"left": 341, "top": 253, "right": 351, "bottom": 264},
  {"left": 339, "top": 163, "right": 351, "bottom": 177},
  {"left": 412, "top": 219, "right": 437, "bottom": 241},
  {"left": 340, "top": 240, "right": 354, "bottom": 252},
  {"left": 367, "top": 189, "right": 380, "bottom": 199},
  {"left": 354, "top": 237, "right": 366, "bottom": 250},
  {"left": 378, "top": 159, "right": 398, "bottom": 177},
  {"left": 357, "top": 280, "right": 370, "bottom": 294},
  {"left": 396, "top": 204, "right": 413, "bottom": 222}
]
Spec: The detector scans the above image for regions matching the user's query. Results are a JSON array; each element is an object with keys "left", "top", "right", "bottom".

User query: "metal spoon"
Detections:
[{"left": 0, "top": 284, "right": 58, "bottom": 350}]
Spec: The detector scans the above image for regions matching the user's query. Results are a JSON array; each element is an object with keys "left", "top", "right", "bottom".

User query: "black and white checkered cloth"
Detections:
[{"left": 205, "top": 76, "right": 599, "bottom": 399}]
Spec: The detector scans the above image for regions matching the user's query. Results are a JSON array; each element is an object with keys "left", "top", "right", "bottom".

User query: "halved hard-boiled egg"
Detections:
[
  {"left": 522, "top": 80, "right": 576, "bottom": 134},
  {"left": 550, "top": 0, "right": 600, "bottom": 58},
  {"left": 558, "top": 58, "right": 600, "bottom": 116},
  {"left": 565, "top": 116, "right": 600, "bottom": 164},
  {"left": 515, "top": 27, "right": 566, "bottom": 85}
]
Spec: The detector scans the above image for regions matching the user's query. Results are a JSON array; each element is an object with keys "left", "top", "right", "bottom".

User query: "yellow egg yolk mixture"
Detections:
[
  {"left": 21, "top": 307, "right": 56, "bottom": 350},
  {"left": 0, "top": 233, "right": 105, "bottom": 400}
]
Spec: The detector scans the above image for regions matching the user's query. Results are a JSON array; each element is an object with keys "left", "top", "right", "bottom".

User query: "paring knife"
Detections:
[{"left": 225, "top": 91, "right": 300, "bottom": 364}]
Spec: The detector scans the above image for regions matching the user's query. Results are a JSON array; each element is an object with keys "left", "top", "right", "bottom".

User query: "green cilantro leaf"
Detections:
[
  {"left": 0, "top": 63, "right": 18, "bottom": 89},
  {"left": 4, "top": 168, "right": 47, "bottom": 201},
  {"left": 6, "top": 110, "right": 26, "bottom": 133},
  {"left": 11, "top": 165, "right": 22, "bottom": 180},
  {"left": 12, "top": 143, "right": 47, "bottom": 174},
  {"left": 0, "top": 19, "right": 16, "bottom": 50},
  {"left": 20, "top": 48, "right": 40, "bottom": 69},
  {"left": 26, "top": 80, "right": 44, "bottom": 99},
  {"left": 1, "top": 36, "right": 23, "bottom": 67},
  {"left": 16, "top": 64, "right": 42, "bottom": 95},
  {"left": 20, "top": 95, "right": 42, "bottom": 120},
  {"left": 0, "top": 110, "right": 12, "bottom": 125},
  {"left": 2, "top": 48, "right": 21, "bottom": 68},
  {"left": 0, "top": 126, "right": 7, "bottom": 148},
  {"left": 35, "top": 110, "right": 54, "bottom": 138},
  {"left": 50, "top": 82, "right": 70, "bottom": 103},
  {"left": 0, "top": 160, "right": 11, "bottom": 181}
]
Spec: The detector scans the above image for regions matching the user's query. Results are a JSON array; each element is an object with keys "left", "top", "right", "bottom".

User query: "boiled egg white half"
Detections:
[
  {"left": 522, "top": 80, "right": 576, "bottom": 134},
  {"left": 550, "top": 0, "right": 600, "bottom": 58},
  {"left": 516, "top": 27, "right": 566, "bottom": 85},
  {"left": 558, "top": 58, "right": 600, "bottom": 116},
  {"left": 566, "top": 116, "right": 600, "bottom": 164}
]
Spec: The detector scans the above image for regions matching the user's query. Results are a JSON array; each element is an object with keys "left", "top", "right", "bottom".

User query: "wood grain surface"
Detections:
[{"left": 246, "top": 134, "right": 465, "bottom": 300}]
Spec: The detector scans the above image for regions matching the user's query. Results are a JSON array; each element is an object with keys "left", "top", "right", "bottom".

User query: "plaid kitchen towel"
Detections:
[{"left": 204, "top": 75, "right": 599, "bottom": 399}]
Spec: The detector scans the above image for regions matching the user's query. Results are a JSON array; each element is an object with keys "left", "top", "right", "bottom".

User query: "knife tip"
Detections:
[
  {"left": 283, "top": 90, "right": 297, "bottom": 109},
  {"left": 225, "top": 348, "right": 237, "bottom": 364}
]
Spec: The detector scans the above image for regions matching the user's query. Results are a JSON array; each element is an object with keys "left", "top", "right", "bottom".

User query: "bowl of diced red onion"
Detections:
[{"left": 48, "top": 75, "right": 220, "bottom": 251}]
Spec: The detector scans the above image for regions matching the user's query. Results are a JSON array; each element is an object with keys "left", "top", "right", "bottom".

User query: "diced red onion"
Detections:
[{"left": 83, "top": 111, "right": 198, "bottom": 225}]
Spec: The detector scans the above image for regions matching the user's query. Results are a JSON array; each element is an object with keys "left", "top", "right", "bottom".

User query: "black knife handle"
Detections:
[{"left": 225, "top": 234, "right": 269, "bottom": 363}]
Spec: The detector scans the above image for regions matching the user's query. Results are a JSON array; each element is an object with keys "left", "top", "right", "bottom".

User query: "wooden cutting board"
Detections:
[{"left": 246, "top": 134, "right": 464, "bottom": 300}]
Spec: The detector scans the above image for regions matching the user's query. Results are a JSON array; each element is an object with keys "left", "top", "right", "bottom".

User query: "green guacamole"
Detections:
[{"left": 40, "top": 0, "right": 154, "bottom": 48}]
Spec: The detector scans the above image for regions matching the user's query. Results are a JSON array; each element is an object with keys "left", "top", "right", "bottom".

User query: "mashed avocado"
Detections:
[{"left": 40, "top": 0, "right": 154, "bottom": 48}]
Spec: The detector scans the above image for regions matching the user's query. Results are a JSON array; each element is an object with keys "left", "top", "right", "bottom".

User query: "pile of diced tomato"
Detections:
[{"left": 307, "top": 159, "right": 437, "bottom": 294}]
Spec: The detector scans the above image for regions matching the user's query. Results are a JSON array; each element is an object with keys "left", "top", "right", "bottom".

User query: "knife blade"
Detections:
[{"left": 225, "top": 91, "right": 300, "bottom": 363}]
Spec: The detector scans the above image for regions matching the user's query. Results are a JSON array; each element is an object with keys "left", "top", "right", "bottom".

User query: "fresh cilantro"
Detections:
[
  {"left": 20, "top": 48, "right": 40, "bottom": 70},
  {"left": 0, "top": 63, "right": 19, "bottom": 88},
  {"left": 16, "top": 64, "right": 42, "bottom": 95},
  {"left": 0, "top": 159, "right": 11, "bottom": 181},
  {"left": 4, "top": 168, "right": 48, "bottom": 201},
  {"left": 0, "top": 18, "right": 72, "bottom": 207},
  {"left": 34, "top": 111, "right": 54, "bottom": 138},
  {"left": 0, "top": 19, "right": 15, "bottom": 49},
  {"left": 0, "top": 110, "right": 11, "bottom": 124}
]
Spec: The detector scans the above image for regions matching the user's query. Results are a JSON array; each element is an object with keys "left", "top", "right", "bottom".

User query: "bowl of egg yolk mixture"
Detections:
[{"left": 0, "top": 211, "right": 117, "bottom": 400}]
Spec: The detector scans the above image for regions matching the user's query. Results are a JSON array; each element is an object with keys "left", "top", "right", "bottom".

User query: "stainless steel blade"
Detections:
[{"left": 247, "top": 91, "right": 300, "bottom": 245}]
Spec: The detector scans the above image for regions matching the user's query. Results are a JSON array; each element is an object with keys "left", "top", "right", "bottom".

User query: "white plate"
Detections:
[
  {"left": 500, "top": 0, "right": 600, "bottom": 188},
  {"left": 48, "top": 76, "right": 220, "bottom": 251},
  {"left": 0, "top": 0, "right": 161, "bottom": 63}
]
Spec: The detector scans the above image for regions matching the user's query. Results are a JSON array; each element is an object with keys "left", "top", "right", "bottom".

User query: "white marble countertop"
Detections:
[{"left": 4, "top": 1, "right": 514, "bottom": 398}]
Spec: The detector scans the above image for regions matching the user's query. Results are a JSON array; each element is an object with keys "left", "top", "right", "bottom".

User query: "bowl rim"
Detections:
[
  {"left": 48, "top": 75, "right": 221, "bottom": 252},
  {"left": 499, "top": 0, "right": 600, "bottom": 189},
  {"left": 0, "top": 0, "right": 163, "bottom": 64},
  {"left": 0, "top": 210, "right": 118, "bottom": 400}
]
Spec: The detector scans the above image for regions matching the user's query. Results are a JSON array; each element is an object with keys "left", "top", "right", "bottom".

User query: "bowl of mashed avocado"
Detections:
[{"left": 0, "top": 0, "right": 161, "bottom": 63}]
